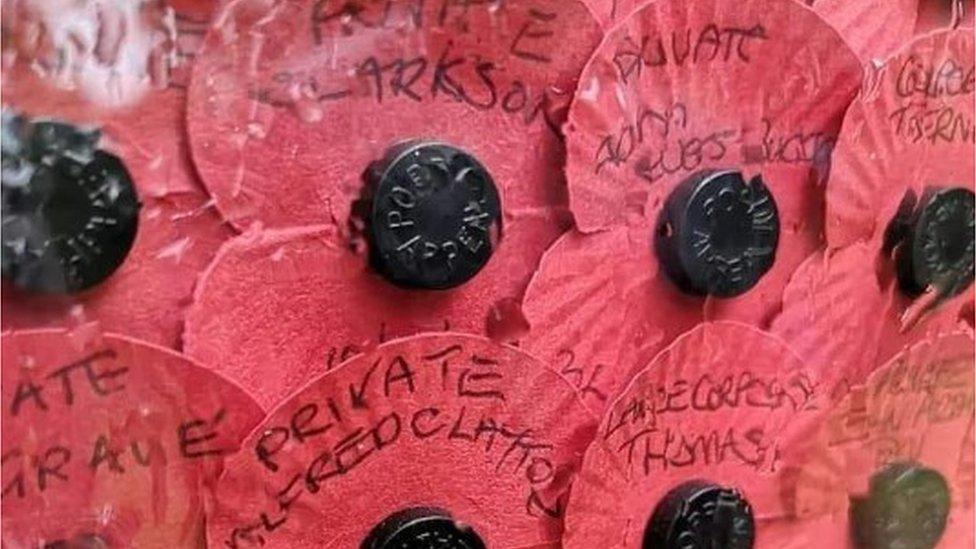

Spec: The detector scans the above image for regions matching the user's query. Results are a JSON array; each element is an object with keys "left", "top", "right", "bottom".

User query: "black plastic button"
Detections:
[
  {"left": 362, "top": 507, "right": 485, "bottom": 549},
  {"left": 367, "top": 142, "right": 501, "bottom": 290},
  {"left": 894, "top": 187, "right": 975, "bottom": 298},
  {"left": 2, "top": 113, "right": 140, "bottom": 293},
  {"left": 851, "top": 462, "right": 950, "bottom": 549},
  {"left": 655, "top": 170, "right": 779, "bottom": 297},
  {"left": 644, "top": 480, "right": 755, "bottom": 549}
]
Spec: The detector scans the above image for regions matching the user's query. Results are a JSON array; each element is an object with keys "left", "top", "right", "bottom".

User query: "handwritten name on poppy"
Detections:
[
  {"left": 2, "top": 348, "right": 233, "bottom": 501},
  {"left": 888, "top": 101, "right": 975, "bottom": 144},
  {"left": 309, "top": 0, "right": 556, "bottom": 62},
  {"left": 612, "top": 23, "right": 769, "bottom": 84},
  {"left": 593, "top": 103, "right": 737, "bottom": 177},
  {"left": 895, "top": 56, "right": 975, "bottom": 100},
  {"left": 602, "top": 370, "right": 820, "bottom": 474},
  {"left": 593, "top": 102, "right": 835, "bottom": 178},
  {"left": 322, "top": 320, "right": 450, "bottom": 372},
  {"left": 248, "top": 2, "right": 566, "bottom": 134},
  {"left": 224, "top": 342, "right": 572, "bottom": 548},
  {"left": 826, "top": 357, "right": 975, "bottom": 468},
  {"left": 555, "top": 348, "right": 610, "bottom": 406},
  {"left": 886, "top": 55, "right": 976, "bottom": 144}
]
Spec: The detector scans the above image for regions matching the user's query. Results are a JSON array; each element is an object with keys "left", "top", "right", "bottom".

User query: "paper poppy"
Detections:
[
  {"left": 1, "top": 1, "right": 231, "bottom": 348},
  {"left": 784, "top": 331, "right": 974, "bottom": 549},
  {"left": 524, "top": 0, "right": 861, "bottom": 413},
  {"left": 1, "top": 328, "right": 263, "bottom": 547},
  {"left": 561, "top": 322, "right": 826, "bottom": 548},
  {"left": 205, "top": 333, "right": 596, "bottom": 548},
  {"left": 182, "top": 0, "right": 603, "bottom": 408},
  {"left": 826, "top": 29, "right": 974, "bottom": 252},
  {"left": 184, "top": 208, "right": 563, "bottom": 408},
  {"left": 774, "top": 29, "right": 974, "bottom": 393},
  {"left": 186, "top": 0, "right": 602, "bottom": 231}
]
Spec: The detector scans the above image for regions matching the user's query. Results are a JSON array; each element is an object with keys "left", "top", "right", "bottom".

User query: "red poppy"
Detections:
[
  {"left": 186, "top": 0, "right": 601, "bottom": 231},
  {"left": 783, "top": 331, "right": 974, "bottom": 549},
  {"left": 205, "top": 333, "right": 596, "bottom": 548},
  {"left": 774, "top": 29, "right": 975, "bottom": 393},
  {"left": 182, "top": 0, "right": 602, "bottom": 408},
  {"left": 1, "top": 1, "right": 231, "bottom": 348},
  {"left": 1, "top": 328, "right": 263, "bottom": 547},
  {"left": 562, "top": 322, "right": 826, "bottom": 548},
  {"left": 524, "top": 0, "right": 861, "bottom": 414}
]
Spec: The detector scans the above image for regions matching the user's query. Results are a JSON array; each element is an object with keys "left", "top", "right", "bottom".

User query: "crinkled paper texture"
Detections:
[
  {"left": 826, "top": 29, "right": 975, "bottom": 250},
  {"left": 772, "top": 243, "right": 974, "bottom": 397},
  {"left": 522, "top": 226, "right": 699, "bottom": 414},
  {"left": 530, "top": 0, "right": 861, "bottom": 412},
  {"left": 809, "top": 0, "right": 917, "bottom": 62}
]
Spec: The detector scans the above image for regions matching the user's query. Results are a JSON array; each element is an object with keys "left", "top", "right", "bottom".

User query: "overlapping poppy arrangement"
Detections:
[{"left": 1, "top": 0, "right": 973, "bottom": 547}]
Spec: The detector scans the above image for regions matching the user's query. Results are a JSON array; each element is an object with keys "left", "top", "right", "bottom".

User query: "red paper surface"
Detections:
[
  {"left": 562, "top": 322, "right": 826, "bottom": 548},
  {"left": 2, "top": 0, "right": 214, "bottom": 193},
  {"left": 522, "top": 185, "right": 837, "bottom": 415},
  {"left": 826, "top": 29, "right": 975, "bottom": 250},
  {"left": 771, "top": 243, "right": 893, "bottom": 395},
  {"left": 529, "top": 0, "right": 861, "bottom": 413},
  {"left": 785, "top": 29, "right": 976, "bottom": 394},
  {"left": 580, "top": 0, "right": 643, "bottom": 29},
  {"left": 1, "top": 328, "right": 263, "bottom": 548},
  {"left": 206, "top": 333, "right": 596, "bottom": 548},
  {"left": 786, "top": 332, "right": 975, "bottom": 548},
  {"left": 757, "top": 514, "right": 849, "bottom": 549},
  {"left": 522, "top": 226, "right": 700, "bottom": 414},
  {"left": 916, "top": 0, "right": 973, "bottom": 35},
  {"left": 185, "top": 205, "right": 565, "bottom": 409},
  {"left": 1, "top": 1, "right": 231, "bottom": 349},
  {"left": 772, "top": 243, "right": 974, "bottom": 398},
  {"left": 186, "top": 0, "right": 602, "bottom": 231},
  {"left": 808, "top": 0, "right": 918, "bottom": 63},
  {"left": 564, "top": 0, "right": 861, "bottom": 233}
]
